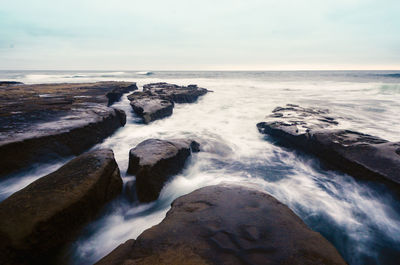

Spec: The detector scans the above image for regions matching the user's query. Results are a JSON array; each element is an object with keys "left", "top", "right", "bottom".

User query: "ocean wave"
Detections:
[
  {"left": 68, "top": 72, "right": 127, "bottom": 78},
  {"left": 135, "top": 71, "right": 153, "bottom": 75},
  {"left": 381, "top": 73, "right": 400, "bottom": 78}
]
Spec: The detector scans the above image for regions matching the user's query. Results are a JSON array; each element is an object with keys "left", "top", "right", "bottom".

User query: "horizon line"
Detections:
[{"left": 0, "top": 69, "right": 400, "bottom": 72}]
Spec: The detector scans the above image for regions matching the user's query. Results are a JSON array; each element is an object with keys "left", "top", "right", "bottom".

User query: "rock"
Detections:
[
  {"left": 143, "top": 82, "right": 208, "bottom": 103},
  {"left": 96, "top": 240, "right": 136, "bottom": 265},
  {"left": 0, "top": 82, "right": 137, "bottom": 118},
  {"left": 96, "top": 185, "right": 346, "bottom": 265},
  {"left": 257, "top": 104, "right": 400, "bottom": 188},
  {"left": 0, "top": 149, "right": 123, "bottom": 265},
  {"left": 128, "top": 92, "right": 174, "bottom": 124},
  {"left": 106, "top": 83, "right": 138, "bottom": 106},
  {"left": 0, "top": 81, "right": 136, "bottom": 178},
  {"left": 127, "top": 139, "right": 200, "bottom": 202},
  {"left": 128, "top": 83, "right": 208, "bottom": 123},
  {"left": 0, "top": 105, "right": 126, "bottom": 178}
]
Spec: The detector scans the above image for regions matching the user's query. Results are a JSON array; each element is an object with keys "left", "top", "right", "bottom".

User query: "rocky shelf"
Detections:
[
  {"left": 0, "top": 81, "right": 137, "bottom": 178},
  {"left": 128, "top": 82, "right": 208, "bottom": 124},
  {"left": 257, "top": 104, "right": 400, "bottom": 190},
  {"left": 96, "top": 185, "right": 346, "bottom": 265}
]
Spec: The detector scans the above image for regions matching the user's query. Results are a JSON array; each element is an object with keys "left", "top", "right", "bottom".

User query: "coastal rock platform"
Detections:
[
  {"left": 96, "top": 185, "right": 346, "bottom": 265},
  {"left": 257, "top": 104, "right": 400, "bottom": 189},
  {"left": 128, "top": 82, "right": 208, "bottom": 124},
  {"left": 0, "top": 81, "right": 137, "bottom": 177}
]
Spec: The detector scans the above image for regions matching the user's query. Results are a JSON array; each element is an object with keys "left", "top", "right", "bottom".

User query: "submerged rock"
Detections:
[
  {"left": 0, "top": 81, "right": 136, "bottom": 178},
  {"left": 257, "top": 104, "right": 400, "bottom": 188},
  {"left": 0, "top": 149, "right": 122, "bottom": 264},
  {"left": 127, "top": 82, "right": 208, "bottom": 123},
  {"left": 127, "top": 138, "right": 200, "bottom": 202},
  {"left": 96, "top": 185, "right": 346, "bottom": 265}
]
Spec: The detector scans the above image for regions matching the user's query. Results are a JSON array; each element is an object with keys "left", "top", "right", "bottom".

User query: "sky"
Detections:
[{"left": 0, "top": 0, "right": 399, "bottom": 70}]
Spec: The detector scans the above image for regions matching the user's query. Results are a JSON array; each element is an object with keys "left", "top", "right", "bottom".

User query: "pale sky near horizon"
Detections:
[{"left": 0, "top": 0, "right": 399, "bottom": 70}]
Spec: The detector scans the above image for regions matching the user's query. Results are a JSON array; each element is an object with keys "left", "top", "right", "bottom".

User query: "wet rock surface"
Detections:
[
  {"left": 106, "top": 83, "right": 138, "bottom": 106},
  {"left": 142, "top": 82, "right": 208, "bottom": 103},
  {"left": 128, "top": 82, "right": 208, "bottom": 123},
  {"left": 128, "top": 92, "right": 174, "bottom": 124},
  {"left": 0, "top": 82, "right": 136, "bottom": 178},
  {"left": 127, "top": 138, "right": 200, "bottom": 202},
  {"left": 257, "top": 104, "right": 400, "bottom": 188},
  {"left": 0, "top": 149, "right": 123, "bottom": 265},
  {"left": 96, "top": 185, "right": 346, "bottom": 265}
]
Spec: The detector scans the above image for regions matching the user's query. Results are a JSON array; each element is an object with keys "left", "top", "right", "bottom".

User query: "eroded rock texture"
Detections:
[
  {"left": 0, "top": 149, "right": 123, "bottom": 264},
  {"left": 127, "top": 138, "right": 200, "bottom": 202},
  {"left": 257, "top": 104, "right": 400, "bottom": 188},
  {"left": 96, "top": 185, "right": 346, "bottom": 265}
]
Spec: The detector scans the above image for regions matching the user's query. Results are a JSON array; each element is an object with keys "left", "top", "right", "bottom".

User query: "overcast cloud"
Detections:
[{"left": 0, "top": 0, "right": 399, "bottom": 70}]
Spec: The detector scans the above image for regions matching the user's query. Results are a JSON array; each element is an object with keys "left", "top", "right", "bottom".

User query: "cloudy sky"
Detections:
[{"left": 0, "top": 0, "right": 399, "bottom": 70}]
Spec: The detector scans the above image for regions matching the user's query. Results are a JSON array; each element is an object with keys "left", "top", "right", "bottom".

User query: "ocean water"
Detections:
[{"left": 1, "top": 70, "right": 400, "bottom": 264}]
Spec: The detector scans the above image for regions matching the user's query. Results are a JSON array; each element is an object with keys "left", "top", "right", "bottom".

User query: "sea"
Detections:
[{"left": 0, "top": 70, "right": 400, "bottom": 265}]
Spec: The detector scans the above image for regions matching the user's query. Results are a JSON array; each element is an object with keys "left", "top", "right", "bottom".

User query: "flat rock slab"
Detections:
[
  {"left": 0, "top": 149, "right": 123, "bottom": 264},
  {"left": 96, "top": 185, "right": 346, "bottom": 265},
  {"left": 128, "top": 92, "right": 174, "bottom": 124},
  {"left": 0, "top": 81, "right": 137, "bottom": 178},
  {"left": 128, "top": 82, "right": 208, "bottom": 123},
  {"left": 127, "top": 138, "right": 200, "bottom": 202},
  {"left": 0, "top": 104, "right": 126, "bottom": 178},
  {"left": 0, "top": 81, "right": 137, "bottom": 121},
  {"left": 143, "top": 82, "right": 208, "bottom": 103},
  {"left": 257, "top": 104, "right": 400, "bottom": 188}
]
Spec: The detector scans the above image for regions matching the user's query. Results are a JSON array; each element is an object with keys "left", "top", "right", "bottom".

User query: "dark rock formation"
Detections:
[
  {"left": 127, "top": 82, "right": 208, "bottom": 123},
  {"left": 143, "top": 82, "right": 208, "bottom": 103},
  {"left": 257, "top": 104, "right": 400, "bottom": 188},
  {"left": 0, "top": 149, "right": 123, "bottom": 265},
  {"left": 127, "top": 139, "right": 200, "bottom": 202},
  {"left": 128, "top": 92, "right": 174, "bottom": 124},
  {"left": 96, "top": 185, "right": 346, "bottom": 265},
  {"left": 96, "top": 239, "right": 136, "bottom": 265},
  {"left": 0, "top": 82, "right": 137, "bottom": 118},
  {"left": 0, "top": 105, "right": 126, "bottom": 178},
  {"left": 0, "top": 81, "right": 136, "bottom": 178},
  {"left": 106, "top": 83, "right": 138, "bottom": 106}
]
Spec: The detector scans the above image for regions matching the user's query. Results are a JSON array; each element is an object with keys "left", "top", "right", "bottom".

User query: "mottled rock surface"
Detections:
[
  {"left": 0, "top": 149, "right": 123, "bottom": 265},
  {"left": 128, "top": 82, "right": 208, "bottom": 123},
  {"left": 0, "top": 105, "right": 126, "bottom": 178},
  {"left": 143, "top": 82, "right": 208, "bottom": 103},
  {"left": 128, "top": 92, "right": 174, "bottom": 124},
  {"left": 96, "top": 185, "right": 346, "bottom": 265},
  {"left": 257, "top": 104, "right": 400, "bottom": 188},
  {"left": 106, "top": 83, "right": 138, "bottom": 105},
  {"left": 127, "top": 138, "right": 200, "bottom": 202},
  {"left": 0, "top": 81, "right": 136, "bottom": 178}
]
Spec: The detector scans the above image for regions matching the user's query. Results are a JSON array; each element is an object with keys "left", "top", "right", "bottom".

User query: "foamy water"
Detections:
[{"left": 1, "top": 71, "right": 400, "bottom": 265}]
